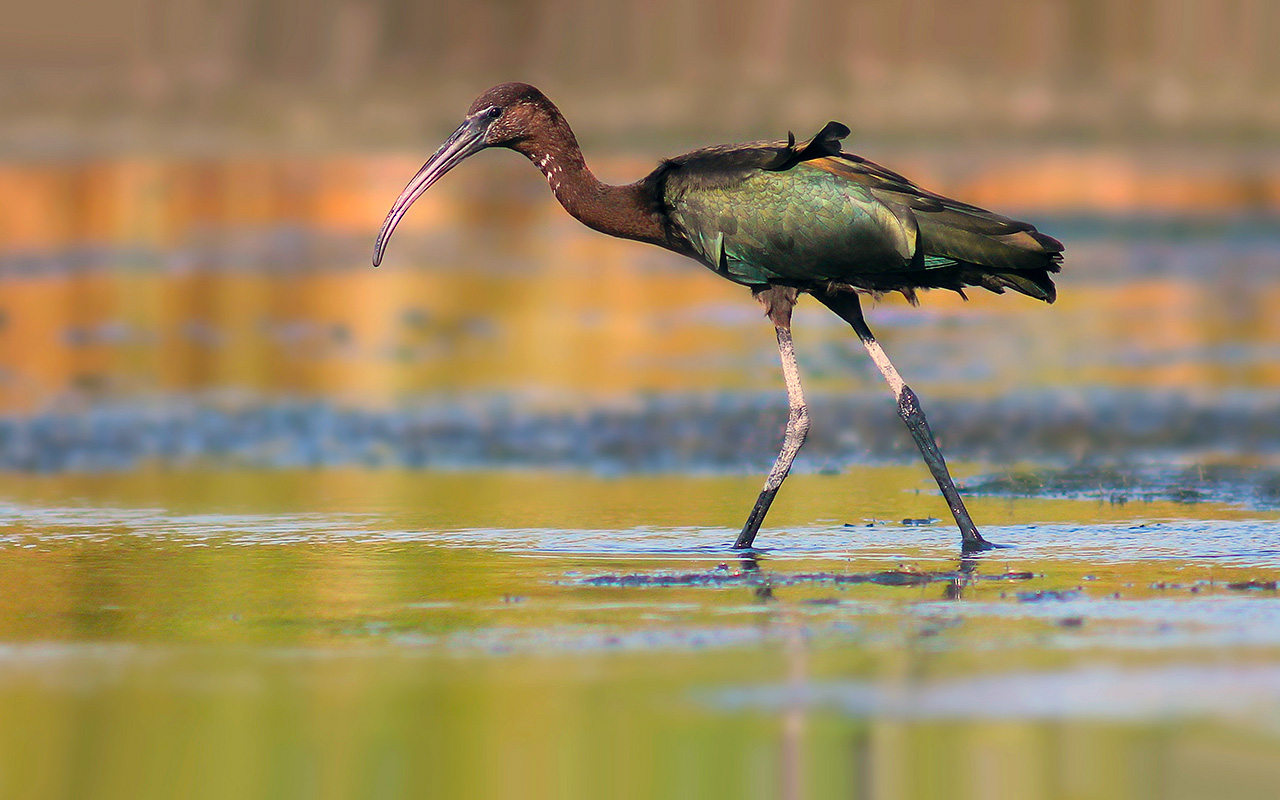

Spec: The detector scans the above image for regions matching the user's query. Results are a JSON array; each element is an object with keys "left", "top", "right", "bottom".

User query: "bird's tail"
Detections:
[{"left": 961, "top": 258, "right": 1061, "bottom": 303}]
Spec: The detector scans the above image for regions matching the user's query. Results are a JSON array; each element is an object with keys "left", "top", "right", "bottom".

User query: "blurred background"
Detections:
[
  {"left": 1, "top": 0, "right": 1279, "bottom": 476},
  {"left": 3, "top": 5, "right": 1280, "bottom": 800}
]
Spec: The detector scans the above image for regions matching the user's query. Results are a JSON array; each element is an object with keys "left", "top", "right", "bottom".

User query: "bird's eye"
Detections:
[{"left": 483, "top": 106, "right": 502, "bottom": 120}]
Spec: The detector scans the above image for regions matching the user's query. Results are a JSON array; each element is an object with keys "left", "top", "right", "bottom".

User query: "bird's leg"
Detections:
[
  {"left": 734, "top": 325, "right": 809, "bottom": 549},
  {"left": 817, "top": 292, "right": 993, "bottom": 552},
  {"left": 735, "top": 289, "right": 809, "bottom": 550}
]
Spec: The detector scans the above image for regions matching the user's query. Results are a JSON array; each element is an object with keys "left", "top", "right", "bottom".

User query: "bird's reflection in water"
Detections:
[
  {"left": 945, "top": 554, "right": 984, "bottom": 600},
  {"left": 722, "top": 545, "right": 994, "bottom": 799}
]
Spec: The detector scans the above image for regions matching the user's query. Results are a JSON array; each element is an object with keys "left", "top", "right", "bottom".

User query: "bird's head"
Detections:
[{"left": 373, "top": 83, "right": 553, "bottom": 266}]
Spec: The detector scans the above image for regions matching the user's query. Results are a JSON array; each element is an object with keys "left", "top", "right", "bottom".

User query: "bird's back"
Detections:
[{"left": 657, "top": 125, "right": 1063, "bottom": 303}]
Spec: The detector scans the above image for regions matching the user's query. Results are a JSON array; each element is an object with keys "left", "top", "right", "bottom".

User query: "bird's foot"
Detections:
[{"left": 961, "top": 536, "right": 1010, "bottom": 553}]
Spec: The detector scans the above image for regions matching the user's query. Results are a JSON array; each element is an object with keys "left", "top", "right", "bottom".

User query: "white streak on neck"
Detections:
[{"left": 535, "top": 153, "right": 562, "bottom": 193}]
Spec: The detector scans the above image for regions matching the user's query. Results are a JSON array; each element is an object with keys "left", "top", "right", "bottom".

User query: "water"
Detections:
[
  {"left": 2, "top": 154, "right": 1280, "bottom": 798},
  {"left": 0, "top": 469, "right": 1277, "bottom": 800}
]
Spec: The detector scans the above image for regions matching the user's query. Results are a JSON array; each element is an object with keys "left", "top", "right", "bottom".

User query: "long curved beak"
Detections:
[{"left": 373, "top": 114, "right": 492, "bottom": 266}]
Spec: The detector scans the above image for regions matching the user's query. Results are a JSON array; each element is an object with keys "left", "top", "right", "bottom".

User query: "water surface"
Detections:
[
  {"left": 2, "top": 154, "right": 1280, "bottom": 799},
  {"left": 0, "top": 470, "right": 1277, "bottom": 800}
]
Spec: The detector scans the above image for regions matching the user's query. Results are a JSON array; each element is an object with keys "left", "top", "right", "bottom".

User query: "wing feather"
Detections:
[{"left": 658, "top": 129, "right": 1063, "bottom": 301}]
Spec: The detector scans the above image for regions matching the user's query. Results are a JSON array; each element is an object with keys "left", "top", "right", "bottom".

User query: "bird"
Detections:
[{"left": 373, "top": 83, "right": 1063, "bottom": 552}]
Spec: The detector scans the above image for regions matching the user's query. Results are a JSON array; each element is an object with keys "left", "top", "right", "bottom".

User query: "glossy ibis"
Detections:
[{"left": 373, "top": 83, "right": 1063, "bottom": 552}]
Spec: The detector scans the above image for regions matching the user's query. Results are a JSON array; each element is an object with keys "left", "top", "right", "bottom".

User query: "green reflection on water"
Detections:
[{"left": 0, "top": 469, "right": 1277, "bottom": 799}]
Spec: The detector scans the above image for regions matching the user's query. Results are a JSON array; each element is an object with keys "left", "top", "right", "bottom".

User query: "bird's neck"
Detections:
[{"left": 511, "top": 126, "right": 672, "bottom": 251}]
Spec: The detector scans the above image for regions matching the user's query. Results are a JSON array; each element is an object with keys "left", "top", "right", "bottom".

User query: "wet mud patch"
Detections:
[
  {"left": 575, "top": 565, "right": 1037, "bottom": 590},
  {"left": 4, "top": 388, "right": 1280, "bottom": 474},
  {"left": 967, "top": 462, "right": 1280, "bottom": 509}
]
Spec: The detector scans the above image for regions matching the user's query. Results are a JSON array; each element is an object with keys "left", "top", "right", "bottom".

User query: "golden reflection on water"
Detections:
[
  {"left": 3, "top": 262, "right": 1279, "bottom": 410},
  {"left": 2, "top": 156, "right": 1280, "bottom": 412}
]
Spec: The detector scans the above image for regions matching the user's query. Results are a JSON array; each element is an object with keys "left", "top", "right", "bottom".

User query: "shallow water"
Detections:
[
  {"left": 0, "top": 469, "right": 1277, "bottom": 800},
  {"left": 3, "top": 153, "right": 1280, "bottom": 798}
]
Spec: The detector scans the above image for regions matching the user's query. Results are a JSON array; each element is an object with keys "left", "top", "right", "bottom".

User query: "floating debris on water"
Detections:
[
  {"left": 578, "top": 568, "right": 1056, "bottom": 590},
  {"left": 1017, "top": 590, "right": 1082, "bottom": 603},
  {"left": 1226, "top": 580, "right": 1278, "bottom": 591}
]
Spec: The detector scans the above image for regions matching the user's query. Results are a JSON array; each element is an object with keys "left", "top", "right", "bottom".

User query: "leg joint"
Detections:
[
  {"left": 788, "top": 406, "right": 811, "bottom": 440},
  {"left": 897, "top": 385, "right": 923, "bottom": 425}
]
